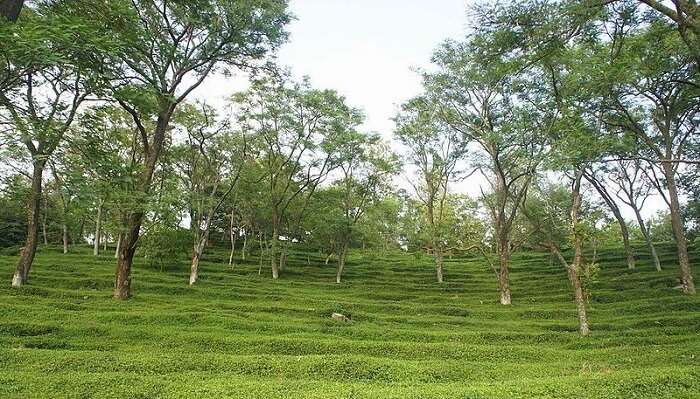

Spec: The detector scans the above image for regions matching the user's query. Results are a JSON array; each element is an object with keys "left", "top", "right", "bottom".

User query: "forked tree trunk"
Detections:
[
  {"left": 663, "top": 164, "right": 696, "bottom": 294},
  {"left": 12, "top": 161, "right": 45, "bottom": 287},
  {"left": 336, "top": 240, "right": 350, "bottom": 284}
]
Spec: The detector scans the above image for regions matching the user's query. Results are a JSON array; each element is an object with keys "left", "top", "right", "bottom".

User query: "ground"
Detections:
[{"left": 0, "top": 243, "right": 699, "bottom": 398}]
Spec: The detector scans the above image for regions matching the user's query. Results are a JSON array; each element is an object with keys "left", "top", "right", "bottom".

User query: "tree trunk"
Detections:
[
  {"left": 114, "top": 232, "right": 121, "bottom": 259},
  {"left": 336, "top": 240, "right": 350, "bottom": 284},
  {"left": 497, "top": 240, "right": 511, "bottom": 305},
  {"left": 62, "top": 224, "right": 68, "bottom": 254},
  {"left": 189, "top": 240, "right": 206, "bottom": 286},
  {"left": 632, "top": 206, "right": 662, "bottom": 272},
  {"left": 0, "top": 0, "right": 24, "bottom": 22},
  {"left": 12, "top": 160, "right": 44, "bottom": 287},
  {"left": 113, "top": 108, "right": 171, "bottom": 299},
  {"left": 242, "top": 231, "right": 247, "bottom": 261},
  {"left": 569, "top": 172, "right": 590, "bottom": 336},
  {"left": 663, "top": 165, "right": 696, "bottom": 294},
  {"left": 435, "top": 247, "right": 444, "bottom": 283},
  {"left": 114, "top": 212, "right": 143, "bottom": 299},
  {"left": 258, "top": 232, "right": 264, "bottom": 275},
  {"left": 586, "top": 174, "right": 636, "bottom": 269},
  {"left": 271, "top": 224, "right": 279, "bottom": 279},
  {"left": 228, "top": 210, "right": 236, "bottom": 267},
  {"left": 93, "top": 200, "right": 103, "bottom": 256},
  {"left": 76, "top": 216, "right": 85, "bottom": 245},
  {"left": 41, "top": 210, "right": 48, "bottom": 246}
]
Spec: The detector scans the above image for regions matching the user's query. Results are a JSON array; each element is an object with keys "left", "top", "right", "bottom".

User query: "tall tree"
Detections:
[
  {"left": 395, "top": 97, "right": 465, "bottom": 283},
  {"left": 89, "top": 0, "right": 289, "bottom": 299}
]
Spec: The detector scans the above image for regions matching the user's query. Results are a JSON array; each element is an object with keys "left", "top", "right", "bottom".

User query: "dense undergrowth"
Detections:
[{"left": 0, "top": 243, "right": 698, "bottom": 398}]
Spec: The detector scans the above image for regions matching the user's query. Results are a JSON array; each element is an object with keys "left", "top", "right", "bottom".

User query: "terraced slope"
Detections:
[{"left": 0, "top": 244, "right": 698, "bottom": 398}]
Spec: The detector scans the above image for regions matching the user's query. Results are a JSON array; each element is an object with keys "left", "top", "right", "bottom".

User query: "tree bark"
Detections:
[
  {"left": 585, "top": 175, "right": 636, "bottom": 269},
  {"left": 632, "top": 206, "right": 662, "bottom": 271},
  {"left": 435, "top": 247, "right": 444, "bottom": 284},
  {"left": 189, "top": 238, "right": 207, "bottom": 286},
  {"left": 41, "top": 210, "right": 48, "bottom": 246},
  {"left": 270, "top": 219, "right": 280, "bottom": 279},
  {"left": 228, "top": 210, "right": 236, "bottom": 267},
  {"left": 336, "top": 240, "right": 350, "bottom": 284},
  {"left": 93, "top": 200, "right": 103, "bottom": 256},
  {"left": 114, "top": 109, "right": 171, "bottom": 299},
  {"left": 12, "top": 160, "right": 45, "bottom": 287},
  {"left": 497, "top": 243, "right": 511, "bottom": 305},
  {"left": 242, "top": 231, "right": 247, "bottom": 261},
  {"left": 114, "top": 232, "right": 121, "bottom": 259},
  {"left": 663, "top": 164, "right": 696, "bottom": 294},
  {"left": 62, "top": 224, "right": 68, "bottom": 254},
  {"left": 0, "top": 0, "right": 24, "bottom": 22},
  {"left": 569, "top": 172, "right": 590, "bottom": 336}
]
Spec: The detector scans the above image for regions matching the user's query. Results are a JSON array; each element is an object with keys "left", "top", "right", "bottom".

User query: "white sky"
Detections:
[{"left": 192, "top": 0, "right": 668, "bottom": 221}]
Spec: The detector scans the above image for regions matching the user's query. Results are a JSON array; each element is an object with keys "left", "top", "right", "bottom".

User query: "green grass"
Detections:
[{"left": 0, "top": 243, "right": 699, "bottom": 398}]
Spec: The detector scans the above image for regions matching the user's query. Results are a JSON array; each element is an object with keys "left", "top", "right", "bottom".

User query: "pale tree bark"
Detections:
[
  {"left": 662, "top": 163, "right": 695, "bottom": 294},
  {"left": 114, "top": 232, "right": 121, "bottom": 259},
  {"left": 228, "top": 209, "right": 236, "bottom": 267},
  {"left": 12, "top": 160, "right": 44, "bottom": 287},
  {"left": 62, "top": 224, "right": 68, "bottom": 254},
  {"left": 41, "top": 207, "right": 48, "bottom": 246},
  {"left": 93, "top": 199, "right": 104, "bottom": 256}
]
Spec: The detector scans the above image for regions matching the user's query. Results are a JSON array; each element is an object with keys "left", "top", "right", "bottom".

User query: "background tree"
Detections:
[{"left": 395, "top": 96, "right": 466, "bottom": 283}]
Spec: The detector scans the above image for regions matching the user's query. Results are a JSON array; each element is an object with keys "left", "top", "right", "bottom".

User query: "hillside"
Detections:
[{"left": 0, "top": 244, "right": 699, "bottom": 398}]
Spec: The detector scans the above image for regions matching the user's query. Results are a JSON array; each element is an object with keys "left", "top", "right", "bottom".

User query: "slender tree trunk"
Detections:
[
  {"left": 242, "top": 231, "right": 247, "bottom": 261},
  {"left": 41, "top": 210, "right": 48, "bottom": 246},
  {"left": 632, "top": 206, "right": 662, "bottom": 271},
  {"left": 336, "top": 240, "right": 350, "bottom": 284},
  {"left": 93, "top": 200, "right": 103, "bottom": 256},
  {"left": 270, "top": 220, "right": 279, "bottom": 279},
  {"left": 569, "top": 172, "right": 590, "bottom": 336},
  {"left": 325, "top": 252, "right": 333, "bottom": 265},
  {"left": 76, "top": 216, "right": 85, "bottom": 245},
  {"left": 62, "top": 224, "right": 68, "bottom": 254},
  {"left": 12, "top": 160, "right": 45, "bottom": 287},
  {"left": 279, "top": 243, "right": 287, "bottom": 272},
  {"left": 586, "top": 175, "right": 636, "bottom": 269},
  {"left": 114, "top": 232, "right": 121, "bottom": 259},
  {"left": 663, "top": 165, "right": 696, "bottom": 294},
  {"left": 258, "top": 232, "right": 266, "bottom": 275},
  {"left": 228, "top": 210, "right": 236, "bottom": 266},
  {"left": 0, "top": 0, "right": 24, "bottom": 22},
  {"left": 498, "top": 244, "right": 511, "bottom": 305}
]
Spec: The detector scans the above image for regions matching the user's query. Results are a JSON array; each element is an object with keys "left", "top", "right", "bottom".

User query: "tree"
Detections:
[
  {"left": 0, "top": 1, "right": 106, "bottom": 286},
  {"left": 395, "top": 96, "right": 466, "bottom": 283},
  {"left": 426, "top": 36, "right": 545, "bottom": 303},
  {"left": 600, "top": 22, "right": 698, "bottom": 294},
  {"left": 331, "top": 135, "right": 397, "bottom": 283},
  {"left": 172, "top": 103, "right": 246, "bottom": 286},
  {"left": 233, "top": 75, "right": 359, "bottom": 279},
  {"left": 90, "top": 0, "right": 290, "bottom": 299}
]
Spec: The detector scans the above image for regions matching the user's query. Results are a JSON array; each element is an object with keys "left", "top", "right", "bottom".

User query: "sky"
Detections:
[{"left": 192, "top": 0, "right": 667, "bottom": 220}]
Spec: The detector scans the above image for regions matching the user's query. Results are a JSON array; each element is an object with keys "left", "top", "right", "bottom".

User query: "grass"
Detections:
[{"left": 0, "top": 243, "right": 699, "bottom": 398}]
